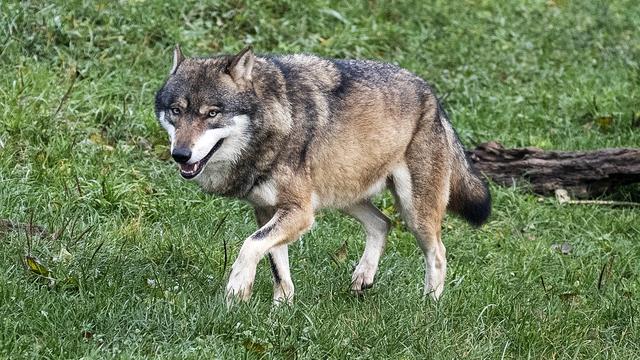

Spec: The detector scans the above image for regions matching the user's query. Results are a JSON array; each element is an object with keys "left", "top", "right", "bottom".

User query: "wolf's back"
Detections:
[{"left": 265, "top": 54, "right": 491, "bottom": 227}]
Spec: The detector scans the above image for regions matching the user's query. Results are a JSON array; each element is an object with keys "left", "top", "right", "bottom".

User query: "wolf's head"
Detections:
[{"left": 154, "top": 45, "right": 258, "bottom": 179}]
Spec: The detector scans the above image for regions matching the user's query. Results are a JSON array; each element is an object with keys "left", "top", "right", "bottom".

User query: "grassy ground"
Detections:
[{"left": 1, "top": 0, "right": 639, "bottom": 358}]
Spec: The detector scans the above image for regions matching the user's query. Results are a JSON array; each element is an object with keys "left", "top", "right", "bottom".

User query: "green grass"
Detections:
[{"left": 1, "top": 0, "right": 639, "bottom": 358}]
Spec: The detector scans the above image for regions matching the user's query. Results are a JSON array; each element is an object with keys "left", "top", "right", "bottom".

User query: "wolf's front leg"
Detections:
[
  {"left": 226, "top": 207, "right": 314, "bottom": 304},
  {"left": 255, "top": 208, "right": 294, "bottom": 304},
  {"left": 268, "top": 245, "right": 294, "bottom": 304}
]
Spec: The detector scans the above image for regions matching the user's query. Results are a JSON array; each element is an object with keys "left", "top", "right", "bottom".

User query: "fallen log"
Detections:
[{"left": 467, "top": 141, "right": 640, "bottom": 197}]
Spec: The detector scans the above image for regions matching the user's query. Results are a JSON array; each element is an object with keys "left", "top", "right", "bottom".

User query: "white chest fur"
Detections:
[{"left": 247, "top": 179, "right": 279, "bottom": 207}]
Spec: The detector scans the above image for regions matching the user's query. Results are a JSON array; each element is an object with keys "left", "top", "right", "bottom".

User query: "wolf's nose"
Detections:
[{"left": 171, "top": 148, "right": 192, "bottom": 164}]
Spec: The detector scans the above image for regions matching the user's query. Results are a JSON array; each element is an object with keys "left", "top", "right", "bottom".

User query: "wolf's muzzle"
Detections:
[{"left": 175, "top": 139, "right": 225, "bottom": 179}]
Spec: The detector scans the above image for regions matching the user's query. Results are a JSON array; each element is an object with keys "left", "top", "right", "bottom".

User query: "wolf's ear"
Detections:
[
  {"left": 227, "top": 46, "right": 255, "bottom": 84},
  {"left": 170, "top": 44, "right": 185, "bottom": 75}
]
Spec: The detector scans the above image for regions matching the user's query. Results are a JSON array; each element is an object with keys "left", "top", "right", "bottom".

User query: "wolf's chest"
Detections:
[{"left": 246, "top": 179, "right": 279, "bottom": 207}]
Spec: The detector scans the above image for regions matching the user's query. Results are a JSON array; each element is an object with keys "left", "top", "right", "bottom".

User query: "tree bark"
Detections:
[{"left": 467, "top": 141, "right": 640, "bottom": 197}]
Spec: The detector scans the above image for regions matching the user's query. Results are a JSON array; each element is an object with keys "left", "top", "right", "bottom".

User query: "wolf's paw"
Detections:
[
  {"left": 350, "top": 262, "right": 376, "bottom": 295},
  {"left": 225, "top": 267, "right": 255, "bottom": 305},
  {"left": 273, "top": 281, "right": 294, "bottom": 305},
  {"left": 424, "top": 284, "right": 444, "bottom": 301},
  {"left": 424, "top": 276, "right": 445, "bottom": 301}
]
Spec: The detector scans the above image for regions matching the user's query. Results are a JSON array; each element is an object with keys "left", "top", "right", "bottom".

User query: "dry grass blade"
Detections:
[
  {"left": 81, "top": 240, "right": 105, "bottom": 284},
  {"left": 213, "top": 214, "right": 229, "bottom": 275},
  {"left": 540, "top": 275, "right": 548, "bottom": 296},
  {"left": 53, "top": 68, "right": 79, "bottom": 118},
  {"left": 191, "top": 214, "right": 228, "bottom": 277},
  {"left": 71, "top": 224, "right": 96, "bottom": 247},
  {"left": 52, "top": 216, "right": 73, "bottom": 242},
  {"left": 74, "top": 174, "right": 83, "bottom": 197}
]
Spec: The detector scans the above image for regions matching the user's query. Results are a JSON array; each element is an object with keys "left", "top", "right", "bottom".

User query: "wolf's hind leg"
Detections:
[
  {"left": 344, "top": 201, "right": 391, "bottom": 294},
  {"left": 256, "top": 208, "right": 295, "bottom": 304},
  {"left": 391, "top": 160, "right": 449, "bottom": 300}
]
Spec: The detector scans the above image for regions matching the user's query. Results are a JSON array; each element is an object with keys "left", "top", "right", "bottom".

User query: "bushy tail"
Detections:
[
  {"left": 448, "top": 153, "right": 491, "bottom": 227},
  {"left": 441, "top": 111, "right": 491, "bottom": 227}
]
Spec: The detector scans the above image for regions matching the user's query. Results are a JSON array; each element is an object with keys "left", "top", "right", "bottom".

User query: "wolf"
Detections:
[{"left": 154, "top": 45, "right": 491, "bottom": 304}]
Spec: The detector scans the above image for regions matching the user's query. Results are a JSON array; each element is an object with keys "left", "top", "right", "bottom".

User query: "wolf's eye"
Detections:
[
  {"left": 170, "top": 107, "right": 181, "bottom": 116},
  {"left": 207, "top": 110, "right": 219, "bottom": 118}
]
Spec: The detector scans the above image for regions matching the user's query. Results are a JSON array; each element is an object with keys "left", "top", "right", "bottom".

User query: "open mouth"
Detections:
[{"left": 179, "top": 139, "right": 224, "bottom": 179}]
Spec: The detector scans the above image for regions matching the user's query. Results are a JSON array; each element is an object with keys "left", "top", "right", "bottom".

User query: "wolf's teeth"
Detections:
[{"left": 179, "top": 160, "right": 204, "bottom": 178}]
